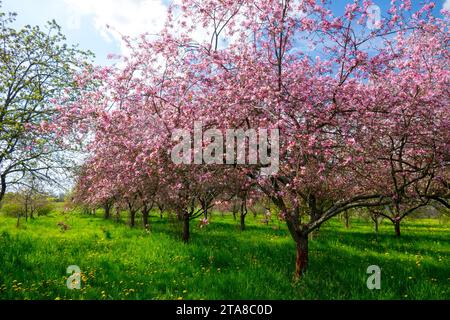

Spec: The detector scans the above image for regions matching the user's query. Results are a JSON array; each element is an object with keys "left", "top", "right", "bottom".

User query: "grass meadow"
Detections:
[{"left": 0, "top": 207, "right": 449, "bottom": 300}]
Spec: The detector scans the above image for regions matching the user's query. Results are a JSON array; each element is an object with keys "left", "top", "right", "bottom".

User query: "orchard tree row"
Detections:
[{"left": 40, "top": 0, "right": 450, "bottom": 278}]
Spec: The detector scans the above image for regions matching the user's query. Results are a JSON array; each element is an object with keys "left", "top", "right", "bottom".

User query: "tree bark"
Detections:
[
  {"left": 240, "top": 212, "right": 246, "bottom": 231},
  {"left": 25, "top": 202, "right": 28, "bottom": 222},
  {"left": 0, "top": 174, "right": 6, "bottom": 203},
  {"left": 104, "top": 204, "right": 111, "bottom": 219},
  {"left": 295, "top": 233, "right": 309, "bottom": 278},
  {"left": 394, "top": 220, "right": 401, "bottom": 237},
  {"left": 373, "top": 218, "right": 379, "bottom": 241},
  {"left": 158, "top": 204, "right": 164, "bottom": 219},
  {"left": 115, "top": 207, "right": 121, "bottom": 222},
  {"left": 240, "top": 198, "right": 247, "bottom": 231},
  {"left": 182, "top": 214, "right": 190, "bottom": 243},
  {"left": 344, "top": 210, "right": 350, "bottom": 229},
  {"left": 142, "top": 209, "right": 149, "bottom": 228},
  {"left": 130, "top": 210, "right": 136, "bottom": 227}
]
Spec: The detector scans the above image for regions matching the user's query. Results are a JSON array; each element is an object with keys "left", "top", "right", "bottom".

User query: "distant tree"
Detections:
[
  {"left": 0, "top": 194, "right": 24, "bottom": 222},
  {"left": 342, "top": 210, "right": 351, "bottom": 229},
  {"left": 0, "top": 4, "right": 93, "bottom": 203},
  {"left": 1, "top": 177, "right": 52, "bottom": 227}
]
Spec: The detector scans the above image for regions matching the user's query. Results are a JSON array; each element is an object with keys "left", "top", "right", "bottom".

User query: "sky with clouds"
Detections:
[{"left": 2, "top": 0, "right": 448, "bottom": 66}]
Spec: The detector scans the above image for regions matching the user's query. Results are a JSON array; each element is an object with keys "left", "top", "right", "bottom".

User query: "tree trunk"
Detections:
[
  {"left": 157, "top": 204, "right": 165, "bottom": 219},
  {"left": 143, "top": 210, "right": 149, "bottom": 228},
  {"left": 239, "top": 198, "right": 248, "bottom": 231},
  {"left": 344, "top": 211, "right": 350, "bottom": 229},
  {"left": 394, "top": 220, "right": 401, "bottom": 237},
  {"left": 371, "top": 218, "right": 378, "bottom": 241},
  {"left": 373, "top": 217, "right": 378, "bottom": 238},
  {"left": 130, "top": 211, "right": 136, "bottom": 227},
  {"left": 232, "top": 210, "right": 237, "bottom": 221},
  {"left": 28, "top": 202, "right": 33, "bottom": 219},
  {"left": 0, "top": 174, "right": 6, "bottom": 203},
  {"left": 104, "top": 204, "right": 111, "bottom": 219},
  {"left": 115, "top": 207, "right": 121, "bottom": 223},
  {"left": 16, "top": 212, "right": 21, "bottom": 228},
  {"left": 295, "top": 233, "right": 309, "bottom": 278},
  {"left": 240, "top": 213, "right": 246, "bottom": 231},
  {"left": 182, "top": 214, "right": 190, "bottom": 243}
]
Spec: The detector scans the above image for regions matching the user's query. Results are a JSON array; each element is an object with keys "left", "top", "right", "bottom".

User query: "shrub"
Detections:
[
  {"left": 36, "top": 203, "right": 54, "bottom": 216},
  {"left": 0, "top": 203, "right": 24, "bottom": 218}
]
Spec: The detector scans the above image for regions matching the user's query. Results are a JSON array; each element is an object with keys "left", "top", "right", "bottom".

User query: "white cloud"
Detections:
[
  {"left": 444, "top": 0, "right": 450, "bottom": 11},
  {"left": 62, "top": 0, "right": 311, "bottom": 58},
  {"left": 64, "top": 0, "right": 169, "bottom": 54}
]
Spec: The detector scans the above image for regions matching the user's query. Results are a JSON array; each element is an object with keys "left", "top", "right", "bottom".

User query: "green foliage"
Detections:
[
  {"left": 36, "top": 203, "right": 54, "bottom": 217},
  {"left": 0, "top": 202, "right": 23, "bottom": 217},
  {"left": 0, "top": 212, "right": 448, "bottom": 300},
  {"left": 0, "top": 190, "right": 55, "bottom": 218},
  {"left": 0, "top": 4, "right": 94, "bottom": 202}
]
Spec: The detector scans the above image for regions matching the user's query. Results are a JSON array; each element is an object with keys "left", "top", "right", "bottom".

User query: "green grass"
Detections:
[{"left": 0, "top": 210, "right": 449, "bottom": 300}]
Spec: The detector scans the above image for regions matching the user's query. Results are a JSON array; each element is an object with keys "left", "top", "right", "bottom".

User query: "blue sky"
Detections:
[{"left": 2, "top": 0, "right": 448, "bottom": 66}]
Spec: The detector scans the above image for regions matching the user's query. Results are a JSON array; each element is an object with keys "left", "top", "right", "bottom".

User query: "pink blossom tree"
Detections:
[
  {"left": 52, "top": 0, "right": 449, "bottom": 278},
  {"left": 355, "top": 18, "right": 450, "bottom": 236}
]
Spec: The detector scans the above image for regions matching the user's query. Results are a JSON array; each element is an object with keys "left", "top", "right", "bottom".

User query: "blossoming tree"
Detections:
[{"left": 52, "top": 0, "right": 449, "bottom": 277}]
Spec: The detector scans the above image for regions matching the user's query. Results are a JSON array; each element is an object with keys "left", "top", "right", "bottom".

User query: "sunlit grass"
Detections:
[{"left": 0, "top": 210, "right": 448, "bottom": 300}]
